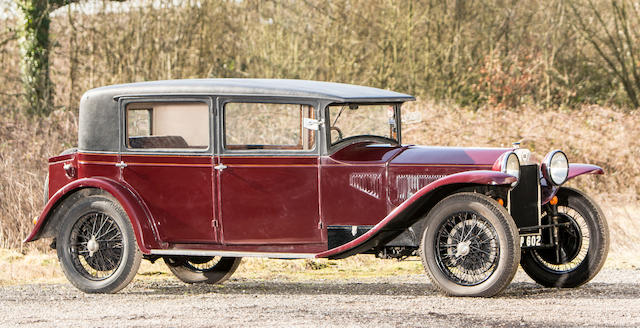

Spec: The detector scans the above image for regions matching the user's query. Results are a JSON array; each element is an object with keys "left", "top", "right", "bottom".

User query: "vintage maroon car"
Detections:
[{"left": 25, "top": 79, "right": 608, "bottom": 297}]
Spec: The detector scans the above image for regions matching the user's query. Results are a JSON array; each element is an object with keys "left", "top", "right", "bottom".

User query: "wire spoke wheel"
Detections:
[
  {"left": 56, "top": 192, "right": 141, "bottom": 294},
  {"left": 69, "top": 212, "right": 124, "bottom": 280},
  {"left": 435, "top": 211, "right": 500, "bottom": 286},
  {"left": 533, "top": 207, "right": 589, "bottom": 273},
  {"left": 182, "top": 256, "right": 223, "bottom": 272},
  {"left": 165, "top": 256, "right": 242, "bottom": 284},
  {"left": 520, "top": 187, "right": 609, "bottom": 288},
  {"left": 420, "top": 193, "right": 519, "bottom": 297}
]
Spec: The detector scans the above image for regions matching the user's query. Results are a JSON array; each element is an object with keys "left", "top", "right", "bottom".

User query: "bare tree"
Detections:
[
  {"left": 16, "top": 0, "right": 124, "bottom": 116},
  {"left": 569, "top": 0, "right": 640, "bottom": 108}
]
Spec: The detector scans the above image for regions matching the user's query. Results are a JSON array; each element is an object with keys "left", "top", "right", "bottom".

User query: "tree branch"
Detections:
[{"left": 50, "top": 0, "right": 126, "bottom": 11}]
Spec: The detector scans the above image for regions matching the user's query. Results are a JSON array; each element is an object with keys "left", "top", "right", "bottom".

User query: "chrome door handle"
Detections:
[
  {"left": 115, "top": 161, "right": 127, "bottom": 168},
  {"left": 214, "top": 164, "right": 227, "bottom": 171}
]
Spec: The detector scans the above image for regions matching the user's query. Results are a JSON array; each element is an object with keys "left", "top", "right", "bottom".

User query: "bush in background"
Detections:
[{"left": 2, "top": 0, "right": 640, "bottom": 112}]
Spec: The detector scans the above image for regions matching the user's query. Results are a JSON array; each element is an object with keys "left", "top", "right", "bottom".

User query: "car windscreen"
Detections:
[{"left": 328, "top": 103, "right": 398, "bottom": 145}]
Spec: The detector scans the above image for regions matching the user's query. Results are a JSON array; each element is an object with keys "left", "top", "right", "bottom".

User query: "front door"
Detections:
[
  {"left": 120, "top": 98, "right": 218, "bottom": 244},
  {"left": 216, "top": 99, "right": 323, "bottom": 250}
]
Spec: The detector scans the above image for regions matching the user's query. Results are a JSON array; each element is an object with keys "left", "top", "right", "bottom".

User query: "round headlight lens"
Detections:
[
  {"left": 547, "top": 151, "right": 569, "bottom": 185},
  {"left": 503, "top": 152, "right": 520, "bottom": 181}
]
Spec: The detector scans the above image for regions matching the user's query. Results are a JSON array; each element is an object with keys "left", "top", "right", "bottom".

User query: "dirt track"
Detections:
[{"left": 1, "top": 268, "right": 639, "bottom": 327}]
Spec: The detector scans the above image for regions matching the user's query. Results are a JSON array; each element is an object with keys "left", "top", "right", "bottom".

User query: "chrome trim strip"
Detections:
[
  {"left": 537, "top": 173, "right": 542, "bottom": 229},
  {"left": 150, "top": 249, "right": 317, "bottom": 259},
  {"left": 389, "top": 163, "right": 493, "bottom": 168},
  {"left": 76, "top": 150, "right": 119, "bottom": 154},
  {"left": 49, "top": 158, "right": 73, "bottom": 165},
  {"left": 78, "top": 150, "right": 213, "bottom": 157},
  {"left": 78, "top": 161, "right": 212, "bottom": 167},
  {"left": 226, "top": 164, "right": 317, "bottom": 168}
]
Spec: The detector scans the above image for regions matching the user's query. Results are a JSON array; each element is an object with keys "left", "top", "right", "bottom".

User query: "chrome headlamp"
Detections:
[
  {"left": 501, "top": 152, "right": 521, "bottom": 185},
  {"left": 542, "top": 150, "right": 569, "bottom": 185}
]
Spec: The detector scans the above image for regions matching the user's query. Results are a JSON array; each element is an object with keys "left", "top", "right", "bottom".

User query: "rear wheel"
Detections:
[
  {"left": 419, "top": 193, "right": 520, "bottom": 297},
  {"left": 56, "top": 193, "right": 141, "bottom": 293},
  {"left": 164, "top": 256, "right": 241, "bottom": 284},
  {"left": 520, "top": 187, "right": 609, "bottom": 288}
]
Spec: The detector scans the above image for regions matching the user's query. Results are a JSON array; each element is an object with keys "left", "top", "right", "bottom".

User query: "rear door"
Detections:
[{"left": 119, "top": 97, "right": 219, "bottom": 244}]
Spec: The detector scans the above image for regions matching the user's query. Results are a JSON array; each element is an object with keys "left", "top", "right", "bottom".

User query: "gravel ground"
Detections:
[{"left": 1, "top": 268, "right": 639, "bottom": 327}]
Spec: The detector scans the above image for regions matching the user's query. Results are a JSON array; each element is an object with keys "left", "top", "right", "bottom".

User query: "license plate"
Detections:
[{"left": 520, "top": 235, "right": 541, "bottom": 247}]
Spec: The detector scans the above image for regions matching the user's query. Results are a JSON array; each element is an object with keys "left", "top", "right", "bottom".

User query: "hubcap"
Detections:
[
  {"left": 455, "top": 241, "right": 471, "bottom": 257},
  {"left": 87, "top": 236, "right": 99, "bottom": 257}
]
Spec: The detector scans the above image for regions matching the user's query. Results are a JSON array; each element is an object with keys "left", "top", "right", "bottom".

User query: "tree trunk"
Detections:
[{"left": 17, "top": 0, "right": 54, "bottom": 116}]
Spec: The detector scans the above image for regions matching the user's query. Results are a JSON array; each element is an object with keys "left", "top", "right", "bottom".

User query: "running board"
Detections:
[{"left": 150, "top": 249, "right": 316, "bottom": 259}]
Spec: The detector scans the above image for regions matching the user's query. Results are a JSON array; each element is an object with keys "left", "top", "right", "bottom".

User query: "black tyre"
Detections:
[
  {"left": 164, "top": 256, "right": 241, "bottom": 284},
  {"left": 56, "top": 193, "right": 142, "bottom": 293},
  {"left": 419, "top": 192, "right": 520, "bottom": 297},
  {"left": 520, "top": 187, "right": 609, "bottom": 288}
]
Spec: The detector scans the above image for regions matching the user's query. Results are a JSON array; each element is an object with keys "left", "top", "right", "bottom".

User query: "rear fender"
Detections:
[
  {"left": 316, "top": 170, "right": 516, "bottom": 259},
  {"left": 23, "top": 177, "right": 161, "bottom": 254},
  {"left": 541, "top": 164, "right": 604, "bottom": 204}
]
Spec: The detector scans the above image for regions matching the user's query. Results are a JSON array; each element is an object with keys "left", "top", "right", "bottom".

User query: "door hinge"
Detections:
[
  {"left": 214, "top": 164, "right": 227, "bottom": 171},
  {"left": 318, "top": 221, "right": 323, "bottom": 229},
  {"left": 115, "top": 161, "right": 127, "bottom": 168},
  {"left": 212, "top": 219, "right": 219, "bottom": 229}
]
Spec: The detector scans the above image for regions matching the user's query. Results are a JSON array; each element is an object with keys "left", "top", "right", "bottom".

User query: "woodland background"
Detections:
[{"left": 0, "top": 0, "right": 638, "bottom": 255}]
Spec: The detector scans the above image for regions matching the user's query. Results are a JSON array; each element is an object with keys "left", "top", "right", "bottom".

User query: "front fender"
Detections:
[
  {"left": 541, "top": 163, "right": 604, "bottom": 204},
  {"left": 568, "top": 163, "right": 604, "bottom": 180},
  {"left": 23, "top": 177, "right": 160, "bottom": 254},
  {"left": 315, "top": 170, "right": 516, "bottom": 259}
]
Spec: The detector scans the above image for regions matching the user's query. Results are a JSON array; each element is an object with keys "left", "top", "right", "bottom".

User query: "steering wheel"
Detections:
[
  {"left": 331, "top": 134, "right": 400, "bottom": 148},
  {"left": 330, "top": 126, "right": 343, "bottom": 141}
]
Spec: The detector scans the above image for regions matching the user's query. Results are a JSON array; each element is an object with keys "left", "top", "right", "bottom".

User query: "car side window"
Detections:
[
  {"left": 224, "top": 102, "right": 316, "bottom": 151},
  {"left": 126, "top": 102, "right": 209, "bottom": 150}
]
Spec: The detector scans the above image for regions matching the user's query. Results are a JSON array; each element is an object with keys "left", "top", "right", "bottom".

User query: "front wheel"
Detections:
[
  {"left": 164, "top": 256, "right": 241, "bottom": 284},
  {"left": 419, "top": 193, "right": 520, "bottom": 297},
  {"left": 520, "top": 187, "right": 609, "bottom": 288},
  {"left": 56, "top": 193, "right": 141, "bottom": 293}
]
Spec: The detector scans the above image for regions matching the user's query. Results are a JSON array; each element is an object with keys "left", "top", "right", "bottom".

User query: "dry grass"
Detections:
[
  {"left": 597, "top": 194, "right": 640, "bottom": 255},
  {"left": 0, "top": 109, "right": 77, "bottom": 250},
  {"left": 1, "top": 249, "right": 637, "bottom": 286},
  {"left": 0, "top": 248, "right": 427, "bottom": 285}
]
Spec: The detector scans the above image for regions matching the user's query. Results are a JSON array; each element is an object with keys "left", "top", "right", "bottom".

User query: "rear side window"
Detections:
[
  {"left": 224, "top": 102, "right": 316, "bottom": 151},
  {"left": 126, "top": 102, "right": 209, "bottom": 150}
]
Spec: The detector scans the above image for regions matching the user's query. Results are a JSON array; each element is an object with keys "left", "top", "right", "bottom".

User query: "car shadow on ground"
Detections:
[
  {"left": 502, "top": 281, "right": 640, "bottom": 299},
  {"left": 124, "top": 279, "right": 640, "bottom": 299}
]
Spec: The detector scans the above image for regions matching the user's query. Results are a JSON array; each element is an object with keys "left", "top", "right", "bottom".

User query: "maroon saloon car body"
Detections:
[
  {"left": 25, "top": 79, "right": 608, "bottom": 296},
  {"left": 34, "top": 145, "right": 528, "bottom": 255}
]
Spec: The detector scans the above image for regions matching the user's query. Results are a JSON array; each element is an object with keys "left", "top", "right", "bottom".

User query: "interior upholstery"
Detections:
[{"left": 128, "top": 135, "right": 190, "bottom": 149}]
